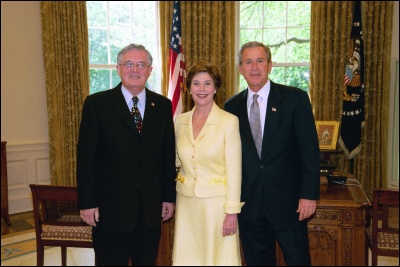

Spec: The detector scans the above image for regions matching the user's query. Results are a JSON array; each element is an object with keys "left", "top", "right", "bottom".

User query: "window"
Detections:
[
  {"left": 239, "top": 1, "right": 311, "bottom": 93},
  {"left": 87, "top": 1, "right": 161, "bottom": 94}
]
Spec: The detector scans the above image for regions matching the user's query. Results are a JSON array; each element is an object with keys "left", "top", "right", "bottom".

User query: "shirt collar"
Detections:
[
  {"left": 121, "top": 86, "right": 146, "bottom": 107},
  {"left": 247, "top": 80, "right": 270, "bottom": 105}
]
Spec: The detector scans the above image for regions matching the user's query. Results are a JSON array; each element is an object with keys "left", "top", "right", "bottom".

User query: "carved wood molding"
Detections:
[{"left": 311, "top": 209, "right": 342, "bottom": 223}]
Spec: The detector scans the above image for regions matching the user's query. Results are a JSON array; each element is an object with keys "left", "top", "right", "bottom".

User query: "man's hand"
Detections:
[
  {"left": 162, "top": 202, "right": 175, "bottom": 221},
  {"left": 296, "top": 199, "right": 316, "bottom": 221},
  {"left": 80, "top": 207, "right": 99, "bottom": 226}
]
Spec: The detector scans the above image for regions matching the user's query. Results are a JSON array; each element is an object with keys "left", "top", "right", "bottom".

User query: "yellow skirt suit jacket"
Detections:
[
  {"left": 172, "top": 102, "right": 244, "bottom": 265},
  {"left": 175, "top": 102, "right": 243, "bottom": 213}
]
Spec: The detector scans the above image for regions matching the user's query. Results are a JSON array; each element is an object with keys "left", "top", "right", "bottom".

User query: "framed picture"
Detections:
[{"left": 315, "top": 121, "right": 340, "bottom": 150}]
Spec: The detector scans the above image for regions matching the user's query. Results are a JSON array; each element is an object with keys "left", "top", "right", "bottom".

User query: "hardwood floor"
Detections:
[{"left": 1, "top": 211, "right": 34, "bottom": 236}]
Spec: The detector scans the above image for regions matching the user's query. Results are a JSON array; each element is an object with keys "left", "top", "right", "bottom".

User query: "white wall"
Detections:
[
  {"left": 1, "top": 1, "right": 50, "bottom": 214},
  {"left": 1, "top": 1, "right": 48, "bottom": 144}
]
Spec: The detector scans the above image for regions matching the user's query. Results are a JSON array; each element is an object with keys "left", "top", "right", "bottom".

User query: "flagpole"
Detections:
[{"left": 167, "top": 1, "right": 185, "bottom": 120}]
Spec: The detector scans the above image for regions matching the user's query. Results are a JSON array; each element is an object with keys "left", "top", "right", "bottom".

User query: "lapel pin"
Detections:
[
  {"left": 272, "top": 107, "right": 276, "bottom": 112},
  {"left": 151, "top": 102, "right": 155, "bottom": 106}
]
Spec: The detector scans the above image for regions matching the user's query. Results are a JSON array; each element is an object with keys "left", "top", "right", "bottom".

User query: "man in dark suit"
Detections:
[
  {"left": 77, "top": 44, "right": 176, "bottom": 266},
  {"left": 225, "top": 41, "right": 320, "bottom": 266}
]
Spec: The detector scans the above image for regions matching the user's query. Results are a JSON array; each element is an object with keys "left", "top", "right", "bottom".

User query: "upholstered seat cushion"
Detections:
[
  {"left": 41, "top": 222, "right": 92, "bottom": 242},
  {"left": 366, "top": 227, "right": 399, "bottom": 250}
]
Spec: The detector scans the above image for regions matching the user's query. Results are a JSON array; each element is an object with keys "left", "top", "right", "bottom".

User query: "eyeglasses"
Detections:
[{"left": 119, "top": 61, "right": 148, "bottom": 70}]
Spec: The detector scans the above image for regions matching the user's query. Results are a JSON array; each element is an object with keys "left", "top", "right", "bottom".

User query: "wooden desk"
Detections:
[
  {"left": 155, "top": 175, "right": 371, "bottom": 266},
  {"left": 1, "top": 141, "right": 11, "bottom": 226},
  {"left": 277, "top": 175, "right": 370, "bottom": 266},
  {"left": 156, "top": 216, "right": 175, "bottom": 266}
]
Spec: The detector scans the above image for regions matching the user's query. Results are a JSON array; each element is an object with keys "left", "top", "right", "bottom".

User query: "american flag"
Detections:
[{"left": 168, "top": 1, "right": 185, "bottom": 120}]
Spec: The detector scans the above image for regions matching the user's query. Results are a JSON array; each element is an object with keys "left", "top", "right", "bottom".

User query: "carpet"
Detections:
[
  {"left": 1, "top": 230, "right": 95, "bottom": 266},
  {"left": 1, "top": 230, "right": 37, "bottom": 265}
]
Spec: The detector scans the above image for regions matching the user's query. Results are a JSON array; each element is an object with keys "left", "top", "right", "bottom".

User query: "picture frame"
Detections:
[{"left": 315, "top": 121, "right": 340, "bottom": 150}]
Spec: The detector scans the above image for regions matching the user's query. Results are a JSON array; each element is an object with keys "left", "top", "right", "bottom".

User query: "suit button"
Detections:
[
  {"left": 260, "top": 165, "right": 264, "bottom": 169},
  {"left": 137, "top": 182, "right": 141, "bottom": 188}
]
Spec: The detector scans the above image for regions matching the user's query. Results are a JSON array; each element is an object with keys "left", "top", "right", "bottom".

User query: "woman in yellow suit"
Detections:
[{"left": 172, "top": 61, "right": 244, "bottom": 266}]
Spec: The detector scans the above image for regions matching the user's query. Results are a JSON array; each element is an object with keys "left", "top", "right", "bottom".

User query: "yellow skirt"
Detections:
[{"left": 172, "top": 193, "right": 242, "bottom": 266}]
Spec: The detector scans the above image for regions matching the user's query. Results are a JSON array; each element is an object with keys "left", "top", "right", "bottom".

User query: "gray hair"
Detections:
[
  {"left": 117, "top": 43, "right": 153, "bottom": 66},
  {"left": 237, "top": 41, "right": 272, "bottom": 65}
]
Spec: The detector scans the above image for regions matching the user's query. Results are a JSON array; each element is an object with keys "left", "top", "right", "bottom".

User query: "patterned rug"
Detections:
[
  {"left": 1, "top": 230, "right": 37, "bottom": 265},
  {"left": 1, "top": 230, "right": 95, "bottom": 266}
]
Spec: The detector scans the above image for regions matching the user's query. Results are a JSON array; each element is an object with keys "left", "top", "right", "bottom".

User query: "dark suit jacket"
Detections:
[
  {"left": 225, "top": 81, "right": 320, "bottom": 223},
  {"left": 77, "top": 83, "right": 176, "bottom": 232}
]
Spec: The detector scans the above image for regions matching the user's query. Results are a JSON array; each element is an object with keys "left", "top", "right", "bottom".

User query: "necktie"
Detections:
[
  {"left": 131, "top": 96, "right": 143, "bottom": 132},
  {"left": 249, "top": 94, "right": 262, "bottom": 158}
]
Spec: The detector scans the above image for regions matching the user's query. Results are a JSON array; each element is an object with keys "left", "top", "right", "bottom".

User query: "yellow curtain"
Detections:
[
  {"left": 310, "top": 1, "right": 393, "bottom": 197},
  {"left": 41, "top": 1, "right": 89, "bottom": 186},
  {"left": 159, "top": 1, "right": 236, "bottom": 111}
]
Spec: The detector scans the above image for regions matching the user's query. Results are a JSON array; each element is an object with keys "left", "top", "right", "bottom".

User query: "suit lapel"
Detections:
[
  {"left": 261, "top": 82, "right": 282, "bottom": 159},
  {"left": 194, "top": 103, "right": 219, "bottom": 141},
  {"left": 109, "top": 86, "right": 138, "bottom": 133},
  {"left": 236, "top": 90, "right": 260, "bottom": 158},
  {"left": 138, "top": 89, "right": 159, "bottom": 135}
]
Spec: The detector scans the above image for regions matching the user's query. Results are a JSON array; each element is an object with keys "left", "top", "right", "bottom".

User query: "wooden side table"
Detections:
[{"left": 1, "top": 141, "right": 11, "bottom": 225}]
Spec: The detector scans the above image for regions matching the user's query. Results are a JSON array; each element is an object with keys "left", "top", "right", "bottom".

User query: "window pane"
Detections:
[
  {"left": 133, "top": 30, "right": 156, "bottom": 53},
  {"left": 109, "top": 30, "right": 132, "bottom": 63},
  {"left": 270, "top": 66, "right": 310, "bottom": 93},
  {"left": 287, "top": 1, "right": 311, "bottom": 26},
  {"left": 287, "top": 27, "right": 310, "bottom": 63},
  {"left": 111, "top": 69, "right": 120, "bottom": 88},
  {"left": 90, "top": 69, "right": 112, "bottom": 94},
  {"left": 86, "top": 1, "right": 107, "bottom": 27},
  {"left": 89, "top": 29, "right": 108, "bottom": 64},
  {"left": 263, "top": 1, "right": 286, "bottom": 28},
  {"left": 240, "top": 1, "right": 263, "bottom": 28},
  {"left": 239, "top": 75, "right": 248, "bottom": 91},
  {"left": 131, "top": 1, "right": 155, "bottom": 29},
  {"left": 147, "top": 67, "right": 161, "bottom": 91},
  {"left": 240, "top": 29, "right": 262, "bottom": 47},
  {"left": 285, "top": 66, "right": 309, "bottom": 92},
  {"left": 239, "top": 1, "right": 311, "bottom": 93},
  {"left": 87, "top": 1, "right": 160, "bottom": 94},
  {"left": 108, "top": 2, "right": 132, "bottom": 28},
  {"left": 263, "top": 28, "right": 286, "bottom": 63}
]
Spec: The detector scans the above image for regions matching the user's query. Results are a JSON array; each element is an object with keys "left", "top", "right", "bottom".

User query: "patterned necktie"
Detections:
[
  {"left": 131, "top": 96, "right": 143, "bottom": 132},
  {"left": 249, "top": 94, "right": 262, "bottom": 158}
]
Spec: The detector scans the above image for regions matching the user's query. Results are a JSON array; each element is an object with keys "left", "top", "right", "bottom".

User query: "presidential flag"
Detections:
[
  {"left": 168, "top": 1, "right": 185, "bottom": 120},
  {"left": 338, "top": 1, "right": 365, "bottom": 159}
]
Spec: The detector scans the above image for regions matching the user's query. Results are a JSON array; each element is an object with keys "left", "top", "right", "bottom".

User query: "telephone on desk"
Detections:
[{"left": 326, "top": 171, "right": 348, "bottom": 185}]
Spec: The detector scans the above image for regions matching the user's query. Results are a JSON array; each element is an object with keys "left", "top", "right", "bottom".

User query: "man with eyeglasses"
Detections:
[{"left": 77, "top": 43, "right": 176, "bottom": 266}]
